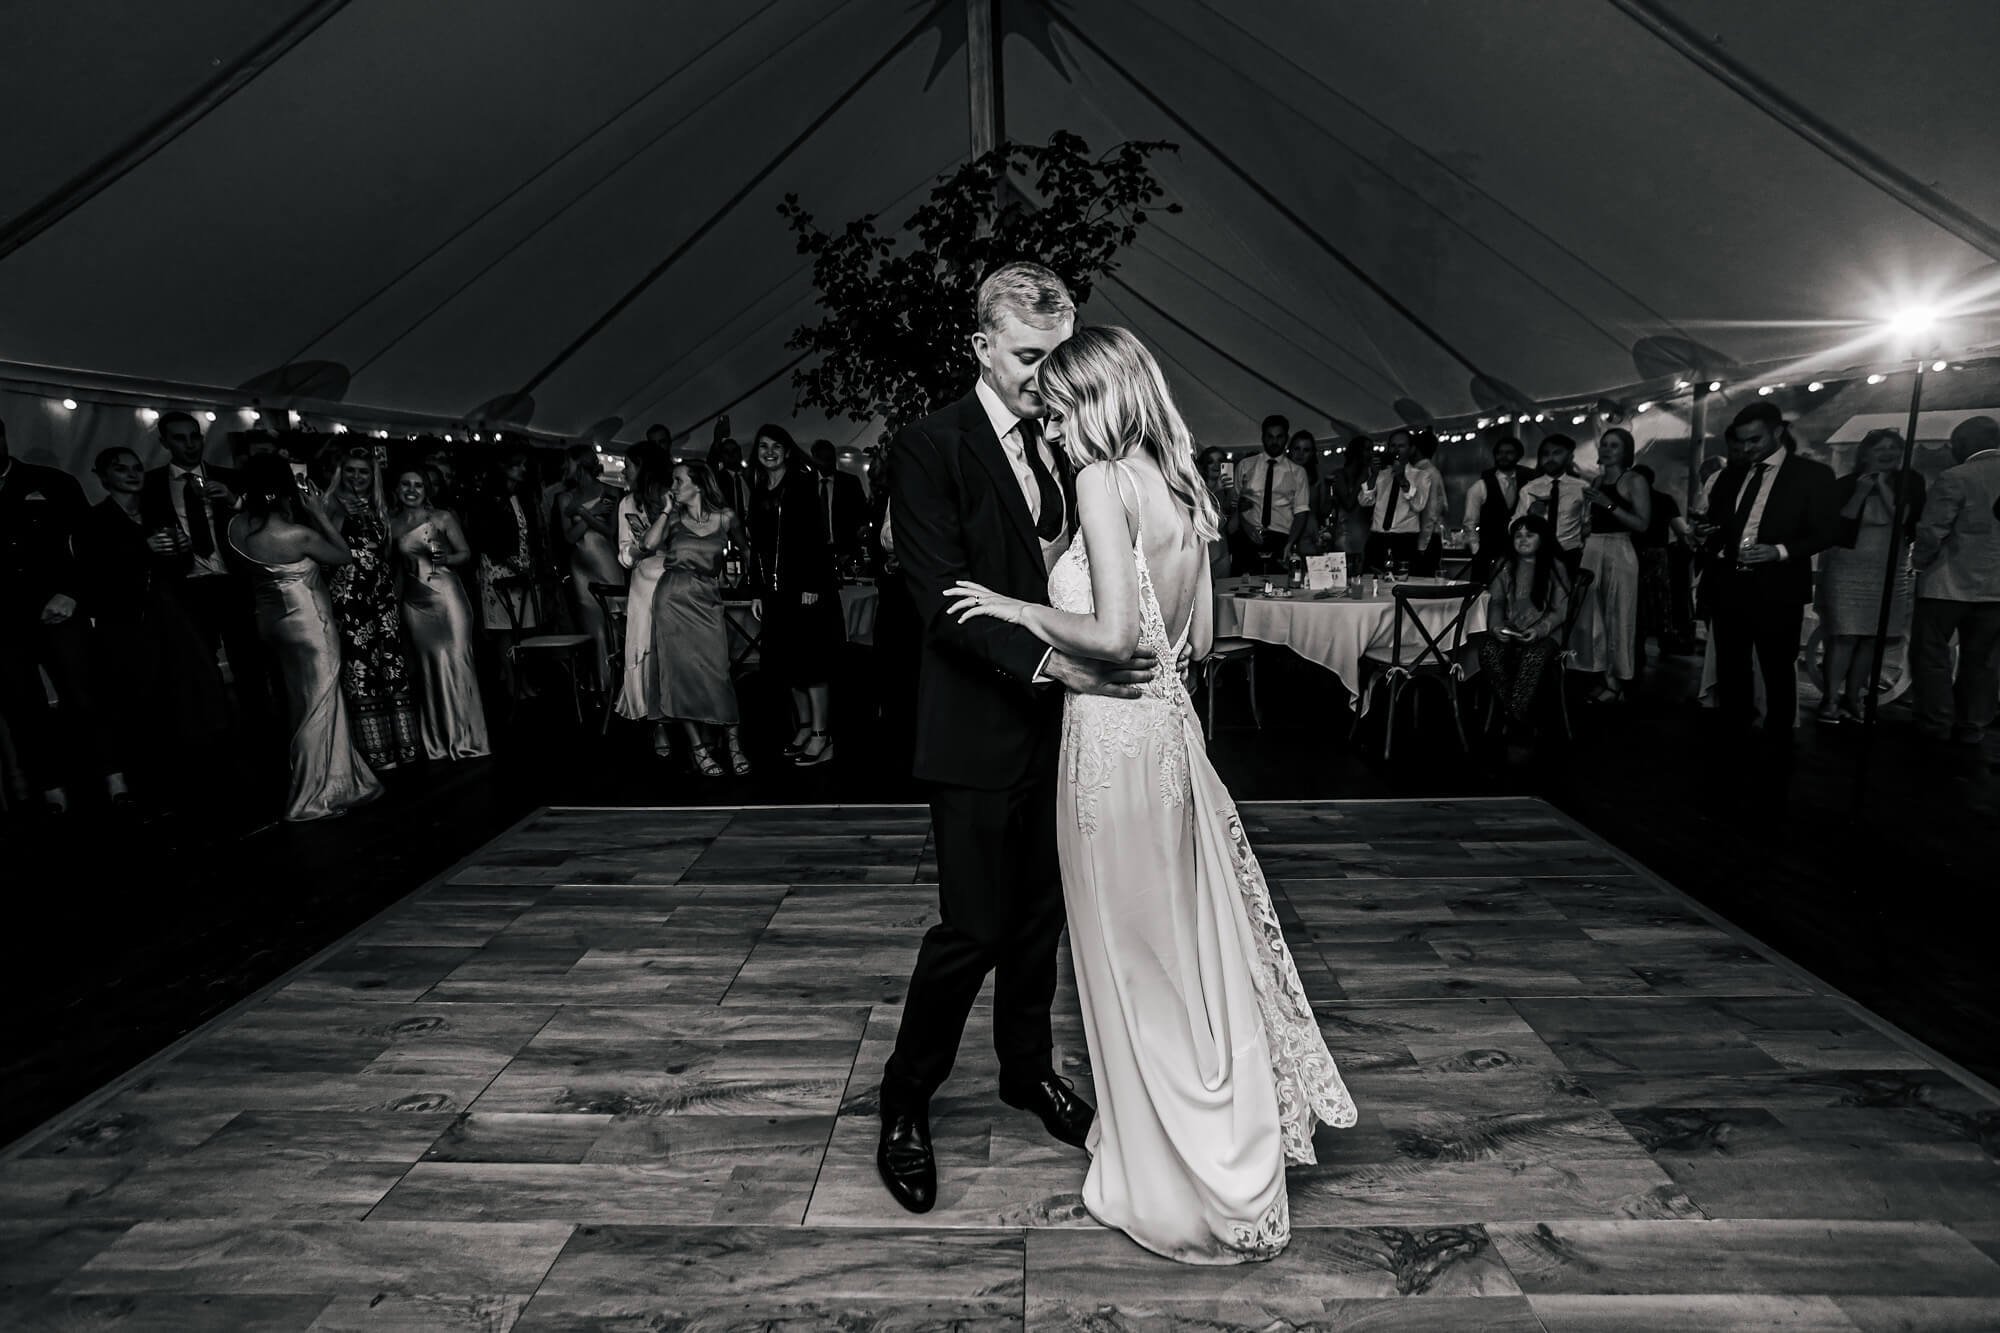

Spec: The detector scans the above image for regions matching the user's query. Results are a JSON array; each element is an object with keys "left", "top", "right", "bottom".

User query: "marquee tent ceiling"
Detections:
[{"left": 4, "top": 0, "right": 1998, "bottom": 448}]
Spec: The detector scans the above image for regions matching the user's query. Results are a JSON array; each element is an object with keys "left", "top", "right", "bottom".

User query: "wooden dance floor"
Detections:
[{"left": 5, "top": 799, "right": 1999, "bottom": 1330}]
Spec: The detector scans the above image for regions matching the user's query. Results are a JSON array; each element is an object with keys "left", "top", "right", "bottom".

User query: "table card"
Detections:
[{"left": 1305, "top": 552, "right": 1346, "bottom": 591}]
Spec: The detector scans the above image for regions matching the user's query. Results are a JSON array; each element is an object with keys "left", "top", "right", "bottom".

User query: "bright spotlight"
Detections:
[{"left": 1886, "top": 306, "right": 1938, "bottom": 341}]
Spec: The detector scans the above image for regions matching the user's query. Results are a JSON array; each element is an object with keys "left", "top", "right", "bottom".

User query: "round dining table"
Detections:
[{"left": 1212, "top": 575, "right": 1489, "bottom": 704}]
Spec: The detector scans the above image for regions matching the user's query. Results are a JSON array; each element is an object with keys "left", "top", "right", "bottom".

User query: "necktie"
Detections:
[
  {"left": 1547, "top": 477, "right": 1561, "bottom": 543},
  {"left": 182, "top": 471, "right": 214, "bottom": 557},
  {"left": 821, "top": 477, "right": 834, "bottom": 539},
  {"left": 1381, "top": 471, "right": 1400, "bottom": 531},
  {"left": 1261, "top": 458, "right": 1276, "bottom": 529},
  {"left": 1020, "top": 420, "right": 1063, "bottom": 542},
  {"left": 1727, "top": 463, "right": 1768, "bottom": 548}
]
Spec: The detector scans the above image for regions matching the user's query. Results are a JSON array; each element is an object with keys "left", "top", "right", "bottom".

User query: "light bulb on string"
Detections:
[
  {"left": 60, "top": 398, "right": 78, "bottom": 411},
  {"left": 203, "top": 411, "right": 217, "bottom": 423},
  {"left": 1707, "top": 381, "right": 1722, "bottom": 392},
  {"left": 1808, "top": 382, "right": 1825, "bottom": 392},
  {"left": 1867, "top": 374, "right": 1887, "bottom": 385},
  {"left": 1931, "top": 360, "right": 1947, "bottom": 372}
]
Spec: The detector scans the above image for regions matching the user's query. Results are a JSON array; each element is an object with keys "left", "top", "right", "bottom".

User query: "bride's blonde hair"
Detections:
[{"left": 1036, "top": 325, "right": 1220, "bottom": 542}]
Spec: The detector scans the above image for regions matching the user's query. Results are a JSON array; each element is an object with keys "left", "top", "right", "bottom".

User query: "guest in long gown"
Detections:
[
  {"left": 1817, "top": 428, "right": 1925, "bottom": 722},
  {"left": 555, "top": 444, "right": 625, "bottom": 691},
  {"left": 76, "top": 447, "right": 229, "bottom": 796},
  {"left": 749, "top": 425, "right": 843, "bottom": 769},
  {"left": 323, "top": 446, "right": 420, "bottom": 770},
  {"left": 1571, "top": 427, "right": 1650, "bottom": 702},
  {"left": 614, "top": 442, "right": 674, "bottom": 757},
  {"left": 224, "top": 456, "right": 381, "bottom": 822},
  {"left": 1479, "top": 514, "right": 1574, "bottom": 733},
  {"left": 642, "top": 460, "right": 747, "bottom": 778},
  {"left": 473, "top": 449, "right": 544, "bottom": 633},
  {"left": 391, "top": 469, "right": 489, "bottom": 762}
]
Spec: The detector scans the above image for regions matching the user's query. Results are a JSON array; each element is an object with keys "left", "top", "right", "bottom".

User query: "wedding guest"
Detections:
[
  {"left": 420, "top": 445, "right": 461, "bottom": 513},
  {"left": 78, "top": 446, "right": 229, "bottom": 790},
  {"left": 1463, "top": 436, "right": 1526, "bottom": 581},
  {"left": 1286, "top": 429, "right": 1322, "bottom": 523},
  {"left": 1629, "top": 463, "right": 1695, "bottom": 660},
  {"left": 1700, "top": 403, "right": 1838, "bottom": 741},
  {"left": 644, "top": 459, "right": 748, "bottom": 777},
  {"left": 615, "top": 441, "right": 674, "bottom": 757},
  {"left": 473, "top": 448, "right": 544, "bottom": 635},
  {"left": 224, "top": 455, "right": 381, "bottom": 821},
  {"left": 751, "top": 425, "right": 843, "bottom": 768},
  {"left": 392, "top": 468, "right": 489, "bottom": 762},
  {"left": 1320, "top": 435, "right": 1377, "bottom": 569},
  {"left": 555, "top": 444, "right": 625, "bottom": 690},
  {"left": 139, "top": 410, "right": 272, "bottom": 732},
  {"left": 324, "top": 446, "right": 420, "bottom": 770},
  {"left": 1512, "top": 433, "right": 1589, "bottom": 576},
  {"left": 1910, "top": 415, "right": 2000, "bottom": 745},
  {"left": 1409, "top": 430, "right": 1447, "bottom": 576},
  {"left": 706, "top": 423, "right": 755, "bottom": 518},
  {"left": 1231, "top": 414, "right": 1311, "bottom": 574},
  {"left": 1195, "top": 447, "right": 1236, "bottom": 581},
  {"left": 1816, "top": 429, "right": 1925, "bottom": 723},
  {"left": 1571, "top": 427, "right": 1650, "bottom": 703},
  {"left": 811, "top": 437, "right": 872, "bottom": 569},
  {"left": 1479, "top": 514, "right": 1573, "bottom": 735},
  {"left": 645, "top": 422, "right": 674, "bottom": 451},
  {"left": 0, "top": 417, "right": 124, "bottom": 813},
  {"left": 1364, "top": 429, "right": 1435, "bottom": 572}
]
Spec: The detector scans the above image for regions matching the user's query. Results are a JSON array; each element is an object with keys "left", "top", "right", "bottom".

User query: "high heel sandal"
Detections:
[
  {"left": 781, "top": 726, "right": 812, "bottom": 759},
  {"left": 691, "top": 744, "right": 724, "bottom": 778},
  {"left": 652, "top": 725, "right": 675, "bottom": 759},
  {"left": 792, "top": 731, "right": 834, "bottom": 767},
  {"left": 725, "top": 733, "right": 752, "bottom": 777}
]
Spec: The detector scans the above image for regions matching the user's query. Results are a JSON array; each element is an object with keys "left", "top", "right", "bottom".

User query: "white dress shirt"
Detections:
[
  {"left": 1735, "top": 447, "right": 1791, "bottom": 560},
  {"left": 1462, "top": 468, "right": 1520, "bottom": 536},
  {"left": 168, "top": 463, "right": 230, "bottom": 577},
  {"left": 1513, "top": 472, "right": 1589, "bottom": 551},
  {"left": 975, "top": 377, "right": 1070, "bottom": 571},
  {"left": 1233, "top": 450, "right": 1310, "bottom": 540},
  {"left": 1369, "top": 465, "right": 1437, "bottom": 535}
]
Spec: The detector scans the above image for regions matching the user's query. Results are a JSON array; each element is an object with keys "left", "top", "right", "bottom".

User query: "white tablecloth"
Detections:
[{"left": 1214, "top": 576, "right": 1489, "bottom": 701}]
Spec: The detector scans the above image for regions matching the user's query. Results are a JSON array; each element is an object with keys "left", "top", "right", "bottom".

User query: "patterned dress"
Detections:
[
  {"left": 327, "top": 502, "right": 419, "bottom": 769},
  {"left": 1051, "top": 460, "right": 1354, "bottom": 1265}
]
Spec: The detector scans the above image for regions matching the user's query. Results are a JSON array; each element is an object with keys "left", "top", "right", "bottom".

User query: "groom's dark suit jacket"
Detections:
[{"left": 891, "top": 389, "right": 1075, "bottom": 790}]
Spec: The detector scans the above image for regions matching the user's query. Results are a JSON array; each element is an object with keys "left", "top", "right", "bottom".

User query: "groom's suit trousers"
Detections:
[{"left": 883, "top": 771, "right": 1065, "bottom": 1105}]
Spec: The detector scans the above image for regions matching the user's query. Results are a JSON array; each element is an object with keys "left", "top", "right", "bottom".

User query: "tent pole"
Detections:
[
  {"left": 967, "top": 0, "right": 1002, "bottom": 156},
  {"left": 1609, "top": 0, "right": 2000, "bottom": 263},
  {"left": 0, "top": 0, "right": 352, "bottom": 265},
  {"left": 1862, "top": 361, "right": 1926, "bottom": 726},
  {"left": 1684, "top": 381, "right": 1709, "bottom": 512}
]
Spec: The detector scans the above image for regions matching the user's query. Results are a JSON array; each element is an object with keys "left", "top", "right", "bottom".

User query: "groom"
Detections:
[{"left": 878, "top": 261, "right": 1157, "bottom": 1213}]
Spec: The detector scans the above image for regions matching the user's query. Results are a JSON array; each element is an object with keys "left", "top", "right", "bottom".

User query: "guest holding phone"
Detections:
[{"left": 1478, "top": 514, "right": 1573, "bottom": 734}]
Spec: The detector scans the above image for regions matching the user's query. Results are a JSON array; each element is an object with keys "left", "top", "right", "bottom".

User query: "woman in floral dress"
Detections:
[{"left": 324, "top": 445, "right": 419, "bottom": 769}]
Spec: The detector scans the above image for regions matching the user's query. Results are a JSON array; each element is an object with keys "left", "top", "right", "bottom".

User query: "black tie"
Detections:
[
  {"left": 1726, "top": 463, "right": 1768, "bottom": 549},
  {"left": 182, "top": 471, "right": 214, "bottom": 558},
  {"left": 821, "top": 477, "right": 834, "bottom": 538},
  {"left": 1020, "top": 420, "right": 1063, "bottom": 542},
  {"left": 1262, "top": 458, "right": 1276, "bottom": 529},
  {"left": 1381, "top": 472, "right": 1400, "bottom": 531}
]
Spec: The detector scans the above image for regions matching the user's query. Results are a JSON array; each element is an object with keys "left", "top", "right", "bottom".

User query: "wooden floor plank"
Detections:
[{"left": 5, "top": 799, "right": 1997, "bottom": 1327}]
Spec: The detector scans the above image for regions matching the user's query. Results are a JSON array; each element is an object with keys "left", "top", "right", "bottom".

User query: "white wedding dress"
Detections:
[{"left": 1050, "top": 462, "right": 1355, "bottom": 1264}]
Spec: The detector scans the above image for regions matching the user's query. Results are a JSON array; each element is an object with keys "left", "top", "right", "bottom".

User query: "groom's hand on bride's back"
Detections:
[{"left": 1045, "top": 648, "right": 1159, "bottom": 699}]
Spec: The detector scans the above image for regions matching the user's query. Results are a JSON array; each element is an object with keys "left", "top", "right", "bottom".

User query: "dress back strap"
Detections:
[{"left": 1107, "top": 457, "right": 1143, "bottom": 547}]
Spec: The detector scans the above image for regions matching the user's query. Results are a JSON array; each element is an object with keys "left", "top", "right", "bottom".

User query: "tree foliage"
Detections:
[{"left": 779, "top": 132, "right": 1179, "bottom": 437}]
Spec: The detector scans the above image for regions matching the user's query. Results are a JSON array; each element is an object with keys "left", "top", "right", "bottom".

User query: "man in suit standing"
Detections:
[
  {"left": 1462, "top": 436, "right": 1525, "bottom": 581},
  {"left": 1700, "top": 402, "right": 1838, "bottom": 740},
  {"left": 810, "top": 438, "right": 871, "bottom": 567},
  {"left": 0, "top": 415, "right": 123, "bottom": 812},
  {"left": 879, "top": 261, "right": 1156, "bottom": 1214},
  {"left": 138, "top": 410, "right": 270, "bottom": 731},
  {"left": 1910, "top": 415, "right": 2000, "bottom": 746}
]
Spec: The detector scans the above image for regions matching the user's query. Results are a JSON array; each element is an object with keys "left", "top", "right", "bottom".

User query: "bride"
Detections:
[{"left": 948, "top": 326, "right": 1355, "bottom": 1264}]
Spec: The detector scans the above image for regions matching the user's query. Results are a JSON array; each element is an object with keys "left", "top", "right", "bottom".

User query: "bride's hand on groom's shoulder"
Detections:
[{"left": 1045, "top": 648, "right": 1156, "bottom": 700}]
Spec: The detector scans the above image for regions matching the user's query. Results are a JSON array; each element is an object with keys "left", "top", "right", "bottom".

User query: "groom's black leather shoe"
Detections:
[
  {"left": 877, "top": 1097, "right": 937, "bottom": 1214},
  {"left": 999, "top": 1071, "right": 1095, "bottom": 1151}
]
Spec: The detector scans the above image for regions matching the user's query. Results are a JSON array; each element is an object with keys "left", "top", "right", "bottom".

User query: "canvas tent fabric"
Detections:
[{"left": 4, "top": 0, "right": 1998, "bottom": 474}]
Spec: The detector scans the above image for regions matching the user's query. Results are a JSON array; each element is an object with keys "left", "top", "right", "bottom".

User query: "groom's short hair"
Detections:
[{"left": 977, "top": 261, "right": 1074, "bottom": 333}]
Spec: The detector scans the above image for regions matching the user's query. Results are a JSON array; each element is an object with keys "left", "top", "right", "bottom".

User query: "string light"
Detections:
[
  {"left": 60, "top": 398, "right": 77, "bottom": 410},
  {"left": 1636, "top": 402, "right": 1653, "bottom": 413},
  {"left": 1707, "top": 381, "right": 1722, "bottom": 392},
  {"left": 1931, "top": 360, "right": 1948, "bottom": 372},
  {"left": 332, "top": 423, "right": 348, "bottom": 434},
  {"left": 203, "top": 411, "right": 216, "bottom": 423},
  {"left": 139, "top": 408, "right": 159, "bottom": 424},
  {"left": 1867, "top": 373, "right": 1887, "bottom": 385},
  {"left": 1571, "top": 413, "right": 1587, "bottom": 425},
  {"left": 1807, "top": 381, "right": 1825, "bottom": 392},
  {"left": 1675, "top": 379, "right": 1691, "bottom": 390},
  {"left": 1757, "top": 385, "right": 1776, "bottom": 396},
  {"left": 1476, "top": 418, "right": 1491, "bottom": 429}
]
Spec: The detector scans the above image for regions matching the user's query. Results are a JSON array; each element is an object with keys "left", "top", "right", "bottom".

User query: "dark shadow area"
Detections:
[{"left": 3, "top": 639, "right": 1995, "bottom": 1146}]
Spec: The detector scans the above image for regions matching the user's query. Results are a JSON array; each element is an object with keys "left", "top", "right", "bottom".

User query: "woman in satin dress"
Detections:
[
  {"left": 949, "top": 327, "right": 1354, "bottom": 1265},
  {"left": 224, "top": 456, "right": 382, "bottom": 822},
  {"left": 642, "top": 459, "right": 748, "bottom": 778},
  {"left": 614, "top": 442, "right": 673, "bottom": 757},
  {"left": 390, "top": 469, "right": 490, "bottom": 762}
]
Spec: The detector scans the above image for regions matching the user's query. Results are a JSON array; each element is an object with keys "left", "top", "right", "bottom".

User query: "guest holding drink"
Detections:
[
  {"left": 224, "top": 455, "right": 381, "bottom": 821},
  {"left": 391, "top": 469, "right": 489, "bottom": 762},
  {"left": 324, "top": 446, "right": 420, "bottom": 770},
  {"left": 1816, "top": 428, "right": 1924, "bottom": 723},
  {"left": 643, "top": 460, "right": 749, "bottom": 777}
]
